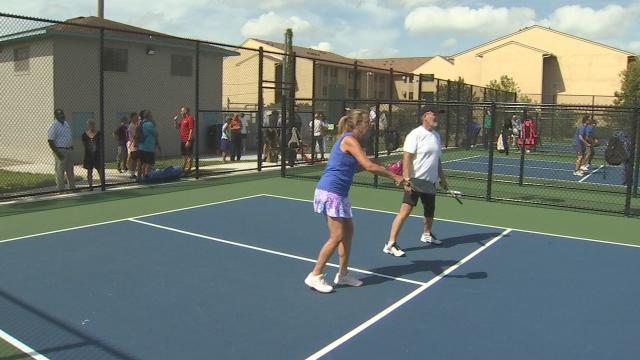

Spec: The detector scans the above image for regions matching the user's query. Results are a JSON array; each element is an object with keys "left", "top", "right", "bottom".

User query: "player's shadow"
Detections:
[
  {"left": 444, "top": 271, "right": 488, "bottom": 280},
  {"left": 358, "top": 260, "right": 457, "bottom": 286},
  {"left": 402, "top": 232, "right": 505, "bottom": 252}
]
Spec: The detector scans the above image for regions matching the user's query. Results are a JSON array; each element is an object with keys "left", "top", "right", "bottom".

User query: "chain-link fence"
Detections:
[{"left": 286, "top": 99, "right": 640, "bottom": 215}]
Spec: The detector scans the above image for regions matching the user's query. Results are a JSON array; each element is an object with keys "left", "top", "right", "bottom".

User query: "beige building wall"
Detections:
[
  {"left": 451, "top": 26, "right": 634, "bottom": 102},
  {"left": 414, "top": 56, "right": 457, "bottom": 81},
  {"left": 54, "top": 35, "right": 223, "bottom": 160},
  {"left": 0, "top": 39, "right": 55, "bottom": 165},
  {"left": 478, "top": 44, "right": 545, "bottom": 96}
]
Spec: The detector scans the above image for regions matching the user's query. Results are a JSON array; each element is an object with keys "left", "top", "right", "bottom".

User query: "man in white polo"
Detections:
[
  {"left": 47, "top": 108, "right": 76, "bottom": 191},
  {"left": 383, "top": 105, "right": 448, "bottom": 257}
]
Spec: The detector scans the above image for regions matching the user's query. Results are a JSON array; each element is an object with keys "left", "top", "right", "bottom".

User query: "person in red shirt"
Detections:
[{"left": 174, "top": 106, "right": 195, "bottom": 172}]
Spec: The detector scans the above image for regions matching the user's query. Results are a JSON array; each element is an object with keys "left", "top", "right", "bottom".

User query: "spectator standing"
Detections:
[
  {"left": 174, "top": 106, "right": 195, "bottom": 173},
  {"left": 137, "top": 110, "right": 161, "bottom": 179},
  {"left": 126, "top": 112, "right": 140, "bottom": 179},
  {"left": 82, "top": 119, "right": 103, "bottom": 191},
  {"left": 483, "top": 109, "right": 492, "bottom": 150},
  {"left": 47, "top": 108, "right": 76, "bottom": 191},
  {"left": 229, "top": 113, "right": 243, "bottom": 161},
  {"left": 221, "top": 117, "right": 231, "bottom": 162},
  {"left": 240, "top": 113, "right": 250, "bottom": 154},
  {"left": 310, "top": 112, "right": 327, "bottom": 160},
  {"left": 113, "top": 117, "right": 128, "bottom": 173}
]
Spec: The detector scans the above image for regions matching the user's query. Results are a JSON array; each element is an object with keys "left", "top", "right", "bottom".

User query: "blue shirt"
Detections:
[
  {"left": 585, "top": 125, "right": 595, "bottom": 139},
  {"left": 316, "top": 132, "right": 358, "bottom": 197},
  {"left": 574, "top": 124, "right": 587, "bottom": 146},
  {"left": 138, "top": 120, "right": 157, "bottom": 152}
]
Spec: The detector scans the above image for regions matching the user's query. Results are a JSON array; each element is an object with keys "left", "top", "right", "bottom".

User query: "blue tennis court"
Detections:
[
  {"left": 445, "top": 155, "right": 625, "bottom": 185},
  {"left": 0, "top": 195, "right": 639, "bottom": 359}
]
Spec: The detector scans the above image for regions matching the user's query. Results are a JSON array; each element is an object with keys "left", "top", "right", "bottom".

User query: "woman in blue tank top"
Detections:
[{"left": 304, "top": 109, "right": 405, "bottom": 293}]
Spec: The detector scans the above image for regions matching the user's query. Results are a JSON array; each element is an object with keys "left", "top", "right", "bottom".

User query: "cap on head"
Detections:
[
  {"left": 419, "top": 105, "right": 445, "bottom": 118},
  {"left": 54, "top": 108, "right": 64, "bottom": 116}
]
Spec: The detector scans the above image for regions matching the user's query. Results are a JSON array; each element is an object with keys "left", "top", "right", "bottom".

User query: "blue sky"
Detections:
[{"left": 3, "top": 0, "right": 639, "bottom": 57}]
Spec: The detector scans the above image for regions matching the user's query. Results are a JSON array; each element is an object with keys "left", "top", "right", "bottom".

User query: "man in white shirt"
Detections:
[
  {"left": 47, "top": 108, "right": 76, "bottom": 191},
  {"left": 240, "top": 113, "right": 250, "bottom": 154},
  {"left": 383, "top": 106, "right": 448, "bottom": 257},
  {"left": 309, "top": 112, "right": 327, "bottom": 160}
]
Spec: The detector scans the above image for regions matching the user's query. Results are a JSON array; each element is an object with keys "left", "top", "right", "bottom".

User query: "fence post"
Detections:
[
  {"left": 633, "top": 108, "right": 640, "bottom": 197},
  {"left": 353, "top": 60, "right": 358, "bottom": 100},
  {"left": 445, "top": 80, "right": 451, "bottom": 147},
  {"left": 194, "top": 41, "right": 200, "bottom": 179},
  {"left": 388, "top": 68, "right": 394, "bottom": 155},
  {"left": 257, "top": 47, "right": 264, "bottom": 171},
  {"left": 625, "top": 107, "right": 639, "bottom": 215},
  {"left": 417, "top": 73, "right": 423, "bottom": 115},
  {"left": 486, "top": 102, "right": 497, "bottom": 201},
  {"left": 99, "top": 28, "right": 106, "bottom": 191},
  {"left": 311, "top": 59, "right": 317, "bottom": 162},
  {"left": 518, "top": 107, "right": 528, "bottom": 186},
  {"left": 374, "top": 101, "right": 381, "bottom": 188}
]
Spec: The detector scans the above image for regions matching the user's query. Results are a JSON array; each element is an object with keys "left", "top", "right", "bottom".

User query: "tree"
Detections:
[
  {"left": 615, "top": 57, "right": 640, "bottom": 107},
  {"left": 485, "top": 75, "right": 533, "bottom": 103}
]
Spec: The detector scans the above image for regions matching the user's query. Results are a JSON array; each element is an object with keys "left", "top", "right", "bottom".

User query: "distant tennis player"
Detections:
[
  {"left": 383, "top": 105, "right": 449, "bottom": 257},
  {"left": 305, "top": 109, "right": 405, "bottom": 293}
]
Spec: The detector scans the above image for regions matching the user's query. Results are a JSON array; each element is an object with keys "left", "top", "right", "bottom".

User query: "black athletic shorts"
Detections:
[
  {"left": 402, "top": 189, "right": 436, "bottom": 218},
  {"left": 139, "top": 150, "right": 155, "bottom": 165},
  {"left": 180, "top": 142, "right": 193, "bottom": 156}
]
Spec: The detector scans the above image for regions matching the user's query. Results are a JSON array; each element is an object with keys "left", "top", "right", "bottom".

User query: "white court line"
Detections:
[
  {"left": 129, "top": 219, "right": 426, "bottom": 286},
  {"left": 0, "top": 329, "right": 49, "bottom": 360},
  {"left": 448, "top": 159, "right": 577, "bottom": 173},
  {"left": 442, "top": 155, "right": 484, "bottom": 164},
  {"left": 261, "top": 194, "right": 640, "bottom": 249},
  {"left": 579, "top": 165, "right": 605, "bottom": 182},
  {"left": 0, "top": 194, "right": 264, "bottom": 244},
  {"left": 305, "top": 228, "right": 513, "bottom": 360}
]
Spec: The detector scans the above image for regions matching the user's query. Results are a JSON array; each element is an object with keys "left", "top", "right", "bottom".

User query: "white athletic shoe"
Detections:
[
  {"left": 573, "top": 170, "right": 584, "bottom": 176},
  {"left": 334, "top": 272, "right": 363, "bottom": 287},
  {"left": 383, "top": 242, "right": 406, "bottom": 257},
  {"left": 581, "top": 165, "right": 590, "bottom": 171},
  {"left": 304, "top": 273, "right": 333, "bottom": 293},
  {"left": 420, "top": 233, "right": 442, "bottom": 245}
]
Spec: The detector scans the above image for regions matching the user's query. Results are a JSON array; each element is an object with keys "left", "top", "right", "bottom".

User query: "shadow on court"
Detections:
[
  {"left": 358, "top": 260, "right": 458, "bottom": 286},
  {"left": 0, "top": 288, "right": 138, "bottom": 360},
  {"left": 402, "top": 232, "right": 505, "bottom": 252}
]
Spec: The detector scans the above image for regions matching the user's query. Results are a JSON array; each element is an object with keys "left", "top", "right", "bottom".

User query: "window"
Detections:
[
  {"left": 13, "top": 47, "right": 29, "bottom": 72},
  {"left": 330, "top": 68, "right": 338, "bottom": 77},
  {"left": 409, "top": 92, "right": 414, "bottom": 100},
  {"left": 103, "top": 47, "right": 128, "bottom": 72},
  {"left": 171, "top": 54, "right": 193, "bottom": 77}
]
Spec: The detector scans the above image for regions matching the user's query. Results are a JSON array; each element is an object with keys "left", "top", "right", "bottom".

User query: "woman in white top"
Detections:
[
  {"left": 309, "top": 112, "right": 327, "bottom": 160},
  {"left": 220, "top": 117, "right": 232, "bottom": 162}
]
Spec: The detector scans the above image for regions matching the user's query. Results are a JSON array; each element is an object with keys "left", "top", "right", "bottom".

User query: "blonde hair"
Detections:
[{"left": 337, "top": 109, "right": 369, "bottom": 135}]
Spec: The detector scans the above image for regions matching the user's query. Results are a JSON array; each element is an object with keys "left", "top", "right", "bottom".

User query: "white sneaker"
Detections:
[
  {"left": 383, "top": 242, "right": 406, "bottom": 257},
  {"left": 581, "top": 165, "right": 590, "bottom": 171},
  {"left": 304, "top": 273, "right": 333, "bottom": 293},
  {"left": 334, "top": 272, "right": 363, "bottom": 287},
  {"left": 573, "top": 170, "right": 584, "bottom": 176},
  {"left": 420, "top": 233, "right": 442, "bottom": 245}
]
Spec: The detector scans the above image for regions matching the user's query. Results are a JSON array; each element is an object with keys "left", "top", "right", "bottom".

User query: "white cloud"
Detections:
[
  {"left": 441, "top": 38, "right": 457, "bottom": 48},
  {"left": 539, "top": 5, "right": 639, "bottom": 38},
  {"left": 240, "top": 11, "right": 312, "bottom": 38},
  {"left": 349, "top": 47, "right": 400, "bottom": 58},
  {"left": 311, "top": 42, "right": 333, "bottom": 52},
  {"left": 405, "top": 5, "right": 536, "bottom": 35}
]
